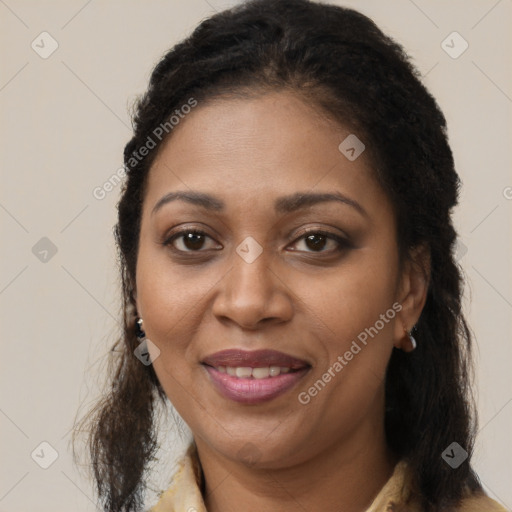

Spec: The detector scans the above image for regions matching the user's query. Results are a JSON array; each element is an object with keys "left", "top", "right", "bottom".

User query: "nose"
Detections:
[{"left": 211, "top": 246, "right": 294, "bottom": 330}]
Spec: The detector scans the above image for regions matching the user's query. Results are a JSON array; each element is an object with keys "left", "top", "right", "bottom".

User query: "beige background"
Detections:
[{"left": 0, "top": 0, "right": 511, "bottom": 510}]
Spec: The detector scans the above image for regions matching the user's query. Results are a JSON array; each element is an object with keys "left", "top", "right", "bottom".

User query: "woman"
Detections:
[{"left": 74, "top": 0, "right": 508, "bottom": 511}]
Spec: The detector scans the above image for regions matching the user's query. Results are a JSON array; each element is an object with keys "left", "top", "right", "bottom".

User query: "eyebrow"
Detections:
[{"left": 151, "top": 190, "right": 368, "bottom": 217}]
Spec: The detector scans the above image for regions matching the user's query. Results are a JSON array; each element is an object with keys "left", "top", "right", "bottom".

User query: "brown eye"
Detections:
[
  {"left": 291, "top": 230, "right": 349, "bottom": 254},
  {"left": 304, "top": 233, "right": 328, "bottom": 251},
  {"left": 164, "top": 230, "right": 219, "bottom": 252}
]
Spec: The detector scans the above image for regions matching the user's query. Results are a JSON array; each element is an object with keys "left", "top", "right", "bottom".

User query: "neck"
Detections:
[{"left": 195, "top": 415, "right": 397, "bottom": 512}]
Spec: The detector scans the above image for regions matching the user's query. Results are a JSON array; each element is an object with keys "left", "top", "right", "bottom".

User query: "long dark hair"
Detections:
[{"left": 73, "top": 1, "right": 481, "bottom": 510}]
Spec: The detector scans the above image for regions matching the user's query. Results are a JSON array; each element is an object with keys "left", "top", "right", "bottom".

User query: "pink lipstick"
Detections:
[{"left": 201, "top": 349, "right": 311, "bottom": 404}]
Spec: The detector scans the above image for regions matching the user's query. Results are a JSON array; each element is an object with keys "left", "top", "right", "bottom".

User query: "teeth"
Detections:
[
  {"left": 269, "top": 366, "right": 281, "bottom": 377},
  {"left": 235, "top": 367, "right": 252, "bottom": 378},
  {"left": 217, "top": 366, "right": 294, "bottom": 378},
  {"left": 252, "top": 367, "right": 270, "bottom": 379}
]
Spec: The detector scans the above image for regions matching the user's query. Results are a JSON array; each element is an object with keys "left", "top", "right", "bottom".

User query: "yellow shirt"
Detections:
[{"left": 149, "top": 442, "right": 509, "bottom": 512}]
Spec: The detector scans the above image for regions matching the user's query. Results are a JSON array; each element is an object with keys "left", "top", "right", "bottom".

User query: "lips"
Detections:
[
  {"left": 201, "top": 349, "right": 310, "bottom": 369},
  {"left": 201, "top": 349, "right": 311, "bottom": 404}
]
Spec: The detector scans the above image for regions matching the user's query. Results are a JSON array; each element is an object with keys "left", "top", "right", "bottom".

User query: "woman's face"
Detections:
[{"left": 135, "top": 90, "right": 413, "bottom": 468}]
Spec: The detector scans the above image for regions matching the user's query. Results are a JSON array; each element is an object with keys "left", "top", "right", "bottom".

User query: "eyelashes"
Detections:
[
  {"left": 162, "top": 228, "right": 351, "bottom": 256},
  {"left": 291, "top": 229, "right": 351, "bottom": 253},
  {"left": 163, "top": 229, "right": 221, "bottom": 253}
]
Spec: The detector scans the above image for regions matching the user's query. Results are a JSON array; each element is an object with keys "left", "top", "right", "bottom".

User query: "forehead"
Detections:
[{"left": 144, "top": 90, "right": 388, "bottom": 218}]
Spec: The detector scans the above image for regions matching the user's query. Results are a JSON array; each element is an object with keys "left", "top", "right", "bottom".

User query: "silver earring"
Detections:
[
  {"left": 403, "top": 325, "right": 417, "bottom": 351},
  {"left": 136, "top": 317, "right": 145, "bottom": 340},
  {"left": 408, "top": 331, "right": 417, "bottom": 350}
]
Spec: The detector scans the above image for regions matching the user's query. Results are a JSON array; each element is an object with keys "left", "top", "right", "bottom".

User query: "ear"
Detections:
[{"left": 393, "top": 243, "right": 430, "bottom": 350}]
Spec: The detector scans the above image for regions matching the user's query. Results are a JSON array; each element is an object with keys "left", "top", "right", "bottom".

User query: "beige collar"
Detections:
[{"left": 149, "top": 442, "right": 418, "bottom": 512}]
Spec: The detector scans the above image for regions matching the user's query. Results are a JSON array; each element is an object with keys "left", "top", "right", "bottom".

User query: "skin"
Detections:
[{"left": 135, "top": 90, "right": 429, "bottom": 512}]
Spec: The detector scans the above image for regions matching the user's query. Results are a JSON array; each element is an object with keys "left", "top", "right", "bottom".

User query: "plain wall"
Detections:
[{"left": 1, "top": 1, "right": 511, "bottom": 510}]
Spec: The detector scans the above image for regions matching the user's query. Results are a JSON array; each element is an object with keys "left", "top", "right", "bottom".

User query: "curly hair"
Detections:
[{"left": 73, "top": 1, "right": 481, "bottom": 510}]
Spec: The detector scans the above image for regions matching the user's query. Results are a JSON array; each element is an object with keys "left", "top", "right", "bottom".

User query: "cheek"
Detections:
[
  {"left": 295, "top": 253, "right": 399, "bottom": 404},
  {"left": 136, "top": 236, "right": 201, "bottom": 316},
  {"left": 294, "top": 274, "right": 397, "bottom": 425},
  {"left": 135, "top": 243, "right": 189, "bottom": 348},
  {"left": 135, "top": 254, "right": 201, "bottom": 406},
  {"left": 302, "top": 254, "right": 398, "bottom": 337},
  {"left": 134, "top": 243, "right": 228, "bottom": 373}
]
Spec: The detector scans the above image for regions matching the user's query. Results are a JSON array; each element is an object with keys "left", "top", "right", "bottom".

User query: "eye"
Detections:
[
  {"left": 163, "top": 228, "right": 350, "bottom": 255},
  {"left": 289, "top": 229, "right": 350, "bottom": 253},
  {"left": 163, "top": 229, "right": 221, "bottom": 253}
]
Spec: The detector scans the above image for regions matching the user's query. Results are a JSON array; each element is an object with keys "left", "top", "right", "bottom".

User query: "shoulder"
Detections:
[
  {"left": 148, "top": 442, "right": 207, "bottom": 512},
  {"left": 373, "top": 460, "right": 509, "bottom": 512},
  {"left": 454, "top": 491, "right": 509, "bottom": 512}
]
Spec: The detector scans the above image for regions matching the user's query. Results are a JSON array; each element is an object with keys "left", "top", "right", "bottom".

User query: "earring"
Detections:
[
  {"left": 134, "top": 317, "right": 161, "bottom": 366},
  {"left": 404, "top": 325, "right": 417, "bottom": 351},
  {"left": 408, "top": 330, "right": 417, "bottom": 350},
  {"left": 134, "top": 317, "right": 156, "bottom": 366},
  {"left": 136, "top": 317, "right": 146, "bottom": 340}
]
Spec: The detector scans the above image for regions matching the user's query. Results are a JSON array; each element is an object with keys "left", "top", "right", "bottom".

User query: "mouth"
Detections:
[
  {"left": 209, "top": 365, "right": 298, "bottom": 378},
  {"left": 201, "top": 349, "right": 311, "bottom": 404}
]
